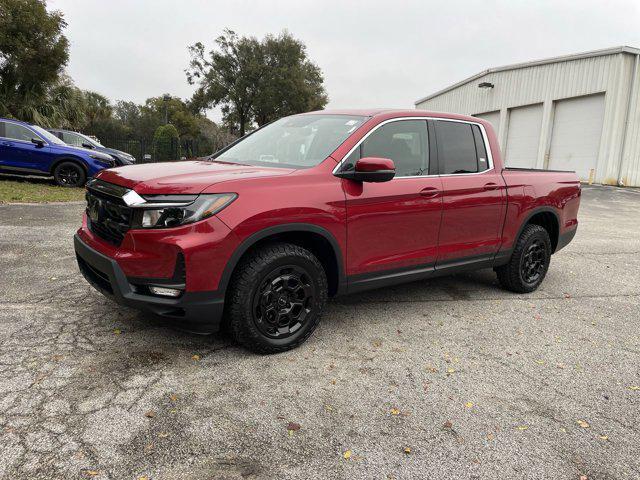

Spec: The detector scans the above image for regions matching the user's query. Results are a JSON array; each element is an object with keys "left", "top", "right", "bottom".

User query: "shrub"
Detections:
[{"left": 152, "top": 124, "right": 180, "bottom": 161}]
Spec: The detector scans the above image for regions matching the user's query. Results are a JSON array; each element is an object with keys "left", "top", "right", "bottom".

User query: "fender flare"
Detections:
[
  {"left": 50, "top": 156, "right": 89, "bottom": 176},
  {"left": 496, "top": 206, "right": 561, "bottom": 264},
  {"left": 217, "top": 223, "right": 346, "bottom": 295}
]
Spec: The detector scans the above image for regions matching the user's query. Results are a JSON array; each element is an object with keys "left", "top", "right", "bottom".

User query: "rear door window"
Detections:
[{"left": 435, "top": 121, "right": 479, "bottom": 174}]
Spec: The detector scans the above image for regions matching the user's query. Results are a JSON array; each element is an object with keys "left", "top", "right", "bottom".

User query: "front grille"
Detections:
[{"left": 86, "top": 181, "right": 133, "bottom": 246}]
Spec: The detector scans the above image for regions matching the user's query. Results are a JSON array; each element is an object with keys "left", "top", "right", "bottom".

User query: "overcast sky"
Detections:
[{"left": 49, "top": 0, "right": 640, "bottom": 120}]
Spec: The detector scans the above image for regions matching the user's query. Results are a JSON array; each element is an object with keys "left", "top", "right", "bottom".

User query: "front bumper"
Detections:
[{"left": 74, "top": 234, "right": 225, "bottom": 333}]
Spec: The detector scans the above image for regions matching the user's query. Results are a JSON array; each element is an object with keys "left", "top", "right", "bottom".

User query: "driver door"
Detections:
[{"left": 341, "top": 119, "right": 443, "bottom": 291}]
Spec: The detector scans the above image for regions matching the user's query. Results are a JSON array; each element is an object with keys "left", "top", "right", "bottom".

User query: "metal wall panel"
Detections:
[
  {"left": 474, "top": 111, "right": 500, "bottom": 136},
  {"left": 416, "top": 52, "right": 638, "bottom": 185}
]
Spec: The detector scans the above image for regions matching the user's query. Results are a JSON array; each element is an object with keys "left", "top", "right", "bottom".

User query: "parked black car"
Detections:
[{"left": 48, "top": 129, "right": 136, "bottom": 166}]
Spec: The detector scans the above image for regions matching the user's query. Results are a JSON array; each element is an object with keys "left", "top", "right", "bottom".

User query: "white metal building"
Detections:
[{"left": 415, "top": 46, "right": 640, "bottom": 186}]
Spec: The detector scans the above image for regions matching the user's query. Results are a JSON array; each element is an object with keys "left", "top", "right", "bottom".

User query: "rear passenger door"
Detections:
[{"left": 434, "top": 119, "right": 506, "bottom": 265}]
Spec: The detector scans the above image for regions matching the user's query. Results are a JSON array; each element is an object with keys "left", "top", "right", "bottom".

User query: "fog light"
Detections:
[{"left": 148, "top": 286, "right": 182, "bottom": 297}]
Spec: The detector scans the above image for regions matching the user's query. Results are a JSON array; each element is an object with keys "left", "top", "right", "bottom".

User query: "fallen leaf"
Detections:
[
  {"left": 464, "top": 402, "right": 474, "bottom": 409},
  {"left": 287, "top": 422, "right": 301, "bottom": 432},
  {"left": 158, "top": 432, "right": 169, "bottom": 438},
  {"left": 192, "top": 354, "right": 201, "bottom": 361},
  {"left": 516, "top": 425, "right": 529, "bottom": 431},
  {"left": 324, "top": 404, "right": 334, "bottom": 412},
  {"left": 442, "top": 420, "right": 453, "bottom": 430},
  {"left": 113, "top": 329, "right": 121, "bottom": 335},
  {"left": 563, "top": 293, "right": 571, "bottom": 298},
  {"left": 169, "top": 394, "right": 178, "bottom": 402},
  {"left": 404, "top": 447, "right": 411, "bottom": 454},
  {"left": 144, "top": 410, "right": 156, "bottom": 418},
  {"left": 425, "top": 365, "right": 438, "bottom": 373},
  {"left": 390, "top": 408, "right": 400, "bottom": 415},
  {"left": 343, "top": 450, "right": 352, "bottom": 459},
  {"left": 486, "top": 432, "right": 494, "bottom": 440},
  {"left": 372, "top": 340, "right": 382, "bottom": 348},
  {"left": 629, "top": 386, "right": 640, "bottom": 391},
  {"left": 85, "top": 471, "right": 99, "bottom": 476},
  {"left": 579, "top": 476, "right": 588, "bottom": 480},
  {"left": 138, "top": 477, "right": 150, "bottom": 480},
  {"left": 599, "top": 435, "right": 608, "bottom": 441},
  {"left": 446, "top": 367, "right": 456, "bottom": 374},
  {"left": 577, "top": 420, "right": 590, "bottom": 428}
]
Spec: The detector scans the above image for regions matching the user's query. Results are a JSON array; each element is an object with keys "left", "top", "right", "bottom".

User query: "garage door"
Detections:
[
  {"left": 548, "top": 94, "right": 605, "bottom": 181},
  {"left": 504, "top": 103, "right": 543, "bottom": 168},
  {"left": 474, "top": 111, "right": 500, "bottom": 136}
]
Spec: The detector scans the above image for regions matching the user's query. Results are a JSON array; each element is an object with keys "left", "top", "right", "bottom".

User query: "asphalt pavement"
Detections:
[{"left": 0, "top": 185, "right": 638, "bottom": 479}]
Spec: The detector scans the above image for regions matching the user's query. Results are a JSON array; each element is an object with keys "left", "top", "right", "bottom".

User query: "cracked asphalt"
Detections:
[{"left": 0, "top": 185, "right": 639, "bottom": 480}]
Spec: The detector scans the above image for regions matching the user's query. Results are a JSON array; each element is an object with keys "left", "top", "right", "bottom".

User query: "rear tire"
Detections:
[
  {"left": 495, "top": 224, "right": 551, "bottom": 293},
  {"left": 53, "top": 161, "right": 86, "bottom": 187},
  {"left": 226, "top": 243, "right": 328, "bottom": 354}
]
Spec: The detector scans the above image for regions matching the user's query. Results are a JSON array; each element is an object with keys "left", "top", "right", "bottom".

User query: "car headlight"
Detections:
[
  {"left": 114, "top": 152, "right": 136, "bottom": 163},
  {"left": 90, "top": 153, "right": 115, "bottom": 165},
  {"left": 133, "top": 193, "right": 237, "bottom": 228}
]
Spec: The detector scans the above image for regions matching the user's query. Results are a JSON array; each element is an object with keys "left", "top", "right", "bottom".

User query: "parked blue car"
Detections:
[
  {"left": 47, "top": 129, "right": 136, "bottom": 166},
  {"left": 0, "top": 117, "right": 116, "bottom": 187}
]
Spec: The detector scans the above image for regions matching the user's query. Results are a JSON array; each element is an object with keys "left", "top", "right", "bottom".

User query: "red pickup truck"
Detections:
[{"left": 74, "top": 110, "right": 580, "bottom": 353}]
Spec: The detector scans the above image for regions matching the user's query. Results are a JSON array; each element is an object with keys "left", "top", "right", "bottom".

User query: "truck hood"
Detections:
[{"left": 95, "top": 160, "right": 295, "bottom": 194}]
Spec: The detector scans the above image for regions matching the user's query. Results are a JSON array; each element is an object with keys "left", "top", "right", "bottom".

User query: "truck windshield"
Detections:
[{"left": 213, "top": 114, "right": 367, "bottom": 169}]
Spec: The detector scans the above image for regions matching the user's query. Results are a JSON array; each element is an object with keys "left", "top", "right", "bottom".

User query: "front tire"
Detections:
[
  {"left": 53, "top": 161, "right": 86, "bottom": 187},
  {"left": 495, "top": 224, "right": 551, "bottom": 293},
  {"left": 226, "top": 243, "right": 328, "bottom": 354}
]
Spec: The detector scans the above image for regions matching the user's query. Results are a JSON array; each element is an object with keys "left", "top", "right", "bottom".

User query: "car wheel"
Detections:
[
  {"left": 53, "top": 162, "right": 86, "bottom": 187},
  {"left": 226, "top": 242, "right": 328, "bottom": 354},
  {"left": 495, "top": 224, "right": 552, "bottom": 293}
]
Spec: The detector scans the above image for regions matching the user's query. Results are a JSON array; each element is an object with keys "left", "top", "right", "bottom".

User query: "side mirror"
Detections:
[
  {"left": 81, "top": 142, "right": 95, "bottom": 149},
  {"left": 335, "top": 157, "right": 395, "bottom": 183},
  {"left": 31, "top": 138, "right": 45, "bottom": 148}
]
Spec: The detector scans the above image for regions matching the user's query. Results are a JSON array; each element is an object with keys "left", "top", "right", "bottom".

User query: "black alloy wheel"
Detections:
[
  {"left": 252, "top": 265, "right": 315, "bottom": 339},
  {"left": 520, "top": 239, "right": 547, "bottom": 284},
  {"left": 54, "top": 162, "right": 86, "bottom": 187}
]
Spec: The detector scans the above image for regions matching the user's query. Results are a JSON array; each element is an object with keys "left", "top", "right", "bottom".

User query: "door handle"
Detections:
[
  {"left": 483, "top": 182, "right": 499, "bottom": 191},
  {"left": 419, "top": 187, "right": 441, "bottom": 198}
]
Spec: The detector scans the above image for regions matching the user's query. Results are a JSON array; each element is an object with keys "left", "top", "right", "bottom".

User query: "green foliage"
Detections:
[
  {"left": 0, "top": 0, "right": 69, "bottom": 124},
  {"left": 153, "top": 124, "right": 180, "bottom": 161},
  {"left": 186, "top": 29, "right": 328, "bottom": 136}
]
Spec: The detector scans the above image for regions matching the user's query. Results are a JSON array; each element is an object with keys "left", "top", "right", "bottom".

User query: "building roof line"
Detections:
[{"left": 414, "top": 45, "right": 640, "bottom": 105}]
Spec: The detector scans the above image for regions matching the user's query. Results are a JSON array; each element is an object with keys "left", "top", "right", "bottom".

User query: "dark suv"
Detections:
[{"left": 48, "top": 129, "right": 136, "bottom": 166}]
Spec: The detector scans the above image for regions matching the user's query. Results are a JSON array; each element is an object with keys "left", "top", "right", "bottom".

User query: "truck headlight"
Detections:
[{"left": 134, "top": 193, "right": 237, "bottom": 229}]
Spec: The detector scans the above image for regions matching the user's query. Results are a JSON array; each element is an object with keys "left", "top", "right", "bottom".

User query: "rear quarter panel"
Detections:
[{"left": 500, "top": 170, "right": 581, "bottom": 251}]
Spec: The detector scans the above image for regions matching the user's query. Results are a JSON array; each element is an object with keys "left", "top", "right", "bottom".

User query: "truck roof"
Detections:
[{"left": 305, "top": 109, "right": 481, "bottom": 123}]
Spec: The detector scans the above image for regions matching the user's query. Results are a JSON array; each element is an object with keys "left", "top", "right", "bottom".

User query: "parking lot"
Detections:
[{"left": 0, "top": 185, "right": 639, "bottom": 480}]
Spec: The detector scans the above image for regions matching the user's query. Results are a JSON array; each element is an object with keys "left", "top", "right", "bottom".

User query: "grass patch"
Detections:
[{"left": 0, "top": 175, "right": 85, "bottom": 203}]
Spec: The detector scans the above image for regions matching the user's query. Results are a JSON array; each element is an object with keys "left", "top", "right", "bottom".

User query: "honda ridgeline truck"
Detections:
[{"left": 74, "top": 110, "right": 581, "bottom": 353}]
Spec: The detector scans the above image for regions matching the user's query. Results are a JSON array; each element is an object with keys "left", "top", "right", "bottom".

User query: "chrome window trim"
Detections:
[{"left": 332, "top": 116, "right": 495, "bottom": 178}]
